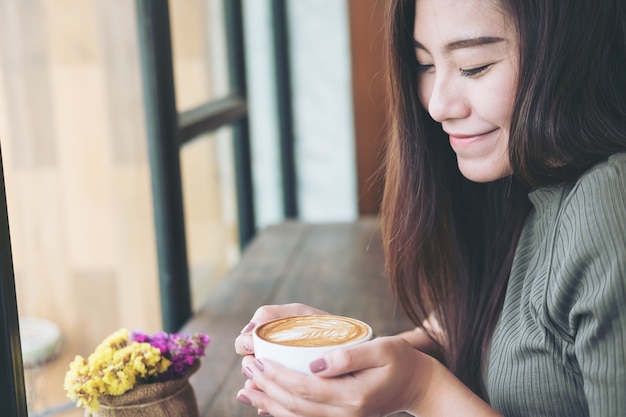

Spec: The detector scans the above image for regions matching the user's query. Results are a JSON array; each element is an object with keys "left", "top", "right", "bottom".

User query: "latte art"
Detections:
[{"left": 257, "top": 315, "right": 371, "bottom": 347}]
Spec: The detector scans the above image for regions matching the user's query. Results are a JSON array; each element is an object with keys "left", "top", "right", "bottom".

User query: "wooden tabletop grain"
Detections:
[{"left": 180, "top": 217, "right": 414, "bottom": 416}]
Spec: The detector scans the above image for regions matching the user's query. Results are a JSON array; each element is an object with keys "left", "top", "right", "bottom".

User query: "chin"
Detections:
[{"left": 457, "top": 158, "right": 512, "bottom": 183}]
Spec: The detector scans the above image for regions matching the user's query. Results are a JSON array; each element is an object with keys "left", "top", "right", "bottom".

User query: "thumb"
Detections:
[{"left": 308, "top": 340, "right": 379, "bottom": 377}]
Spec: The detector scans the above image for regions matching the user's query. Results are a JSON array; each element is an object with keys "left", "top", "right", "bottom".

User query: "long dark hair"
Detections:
[{"left": 381, "top": 0, "right": 626, "bottom": 398}]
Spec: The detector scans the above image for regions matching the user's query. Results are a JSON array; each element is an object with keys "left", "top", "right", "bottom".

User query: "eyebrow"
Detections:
[{"left": 413, "top": 36, "right": 505, "bottom": 52}]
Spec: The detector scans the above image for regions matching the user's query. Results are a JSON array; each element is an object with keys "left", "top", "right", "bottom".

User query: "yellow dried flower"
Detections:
[{"left": 64, "top": 328, "right": 171, "bottom": 413}]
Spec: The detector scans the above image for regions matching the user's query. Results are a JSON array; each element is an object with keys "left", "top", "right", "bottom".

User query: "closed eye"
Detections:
[
  {"left": 459, "top": 64, "right": 491, "bottom": 78},
  {"left": 416, "top": 63, "right": 434, "bottom": 73}
]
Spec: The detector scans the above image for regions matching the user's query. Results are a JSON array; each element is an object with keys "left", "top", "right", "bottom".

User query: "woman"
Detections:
[{"left": 235, "top": 0, "right": 626, "bottom": 415}]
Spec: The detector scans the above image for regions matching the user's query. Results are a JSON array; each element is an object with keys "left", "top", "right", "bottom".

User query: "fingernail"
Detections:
[
  {"left": 243, "top": 342, "right": 252, "bottom": 353},
  {"left": 237, "top": 393, "right": 253, "bottom": 405},
  {"left": 254, "top": 359, "right": 265, "bottom": 372},
  {"left": 241, "top": 322, "right": 256, "bottom": 334},
  {"left": 309, "top": 358, "right": 327, "bottom": 373},
  {"left": 242, "top": 366, "right": 254, "bottom": 379},
  {"left": 258, "top": 410, "right": 270, "bottom": 415}
]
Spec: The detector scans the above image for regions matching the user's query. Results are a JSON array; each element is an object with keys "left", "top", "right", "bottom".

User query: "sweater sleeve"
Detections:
[{"left": 551, "top": 155, "right": 626, "bottom": 417}]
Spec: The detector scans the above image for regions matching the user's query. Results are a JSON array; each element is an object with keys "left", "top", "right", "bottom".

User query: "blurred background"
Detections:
[{"left": 0, "top": 0, "right": 387, "bottom": 415}]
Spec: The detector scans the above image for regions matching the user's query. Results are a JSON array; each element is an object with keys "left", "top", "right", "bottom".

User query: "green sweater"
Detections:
[{"left": 486, "top": 153, "right": 626, "bottom": 417}]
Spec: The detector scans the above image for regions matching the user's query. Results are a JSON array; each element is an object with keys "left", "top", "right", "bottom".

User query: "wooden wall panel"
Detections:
[
  {"left": 95, "top": 0, "right": 148, "bottom": 166},
  {"left": 348, "top": 0, "right": 388, "bottom": 215},
  {"left": 0, "top": 0, "right": 57, "bottom": 167},
  {"left": 0, "top": 0, "right": 159, "bottom": 412}
]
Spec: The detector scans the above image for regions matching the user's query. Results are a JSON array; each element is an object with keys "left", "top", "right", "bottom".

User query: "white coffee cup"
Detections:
[{"left": 253, "top": 314, "right": 373, "bottom": 374}]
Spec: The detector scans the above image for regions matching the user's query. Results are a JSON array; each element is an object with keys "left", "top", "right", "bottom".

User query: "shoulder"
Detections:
[
  {"left": 560, "top": 153, "right": 626, "bottom": 235},
  {"left": 522, "top": 154, "right": 626, "bottom": 279},
  {"left": 574, "top": 152, "right": 626, "bottom": 192},
  {"left": 545, "top": 153, "right": 626, "bottom": 335},
  {"left": 548, "top": 153, "right": 626, "bottom": 297},
  {"left": 550, "top": 152, "right": 626, "bottom": 300}
]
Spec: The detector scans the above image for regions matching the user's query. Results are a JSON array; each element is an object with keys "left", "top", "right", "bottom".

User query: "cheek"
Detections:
[
  {"left": 480, "top": 75, "right": 517, "bottom": 128},
  {"left": 416, "top": 76, "right": 432, "bottom": 110}
]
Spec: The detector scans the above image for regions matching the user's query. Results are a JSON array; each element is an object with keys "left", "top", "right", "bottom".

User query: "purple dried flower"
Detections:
[
  {"left": 128, "top": 330, "right": 210, "bottom": 382},
  {"left": 129, "top": 330, "right": 149, "bottom": 343}
]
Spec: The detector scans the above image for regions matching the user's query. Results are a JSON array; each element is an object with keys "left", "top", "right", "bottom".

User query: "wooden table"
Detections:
[{"left": 180, "top": 217, "right": 414, "bottom": 416}]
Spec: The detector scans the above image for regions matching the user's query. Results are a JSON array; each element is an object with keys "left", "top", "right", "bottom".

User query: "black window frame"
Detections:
[
  {"left": 136, "top": 0, "right": 258, "bottom": 332},
  {"left": 0, "top": 145, "right": 27, "bottom": 417},
  {"left": 136, "top": 0, "right": 299, "bottom": 332}
]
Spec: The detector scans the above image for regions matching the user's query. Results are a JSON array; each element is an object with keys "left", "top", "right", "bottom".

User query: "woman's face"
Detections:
[{"left": 414, "top": 0, "right": 518, "bottom": 182}]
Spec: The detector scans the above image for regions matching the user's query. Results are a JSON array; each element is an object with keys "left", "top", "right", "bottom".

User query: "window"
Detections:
[{"left": 0, "top": 1, "right": 257, "bottom": 415}]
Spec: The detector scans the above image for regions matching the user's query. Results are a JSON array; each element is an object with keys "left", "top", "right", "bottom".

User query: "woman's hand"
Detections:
[
  {"left": 234, "top": 303, "right": 328, "bottom": 356},
  {"left": 236, "top": 335, "right": 436, "bottom": 417},
  {"left": 235, "top": 307, "right": 500, "bottom": 416}
]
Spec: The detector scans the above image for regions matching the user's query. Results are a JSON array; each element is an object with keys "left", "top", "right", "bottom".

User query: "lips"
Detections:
[
  {"left": 446, "top": 128, "right": 497, "bottom": 140},
  {"left": 447, "top": 128, "right": 498, "bottom": 149}
]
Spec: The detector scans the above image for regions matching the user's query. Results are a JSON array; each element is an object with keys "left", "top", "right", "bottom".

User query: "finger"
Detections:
[
  {"left": 238, "top": 376, "right": 265, "bottom": 415},
  {"left": 238, "top": 383, "right": 340, "bottom": 417},
  {"left": 237, "top": 387, "right": 293, "bottom": 417},
  {"left": 250, "top": 358, "right": 345, "bottom": 415},
  {"left": 243, "top": 357, "right": 292, "bottom": 395},
  {"left": 241, "top": 355, "right": 260, "bottom": 384},
  {"left": 309, "top": 337, "right": 390, "bottom": 377},
  {"left": 242, "top": 353, "right": 258, "bottom": 370},
  {"left": 235, "top": 333, "right": 254, "bottom": 356},
  {"left": 244, "top": 378, "right": 258, "bottom": 390},
  {"left": 251, "top": 304, "right": 329, "bottom": 327}
]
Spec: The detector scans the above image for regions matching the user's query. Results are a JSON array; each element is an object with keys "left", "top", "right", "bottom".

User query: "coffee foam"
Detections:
[{"left": 257, "top": 315, "right": 371, "bottom": 347}]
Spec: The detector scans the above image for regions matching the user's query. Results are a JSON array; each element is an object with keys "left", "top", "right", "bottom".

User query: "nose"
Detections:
[{"left": 425, "top": 74, "right": 469, "bottom": 122}]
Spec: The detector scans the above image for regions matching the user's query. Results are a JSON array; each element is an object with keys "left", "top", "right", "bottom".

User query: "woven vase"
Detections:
[{"left": 87, "top": 362, "right": 200, "bottom": 417}]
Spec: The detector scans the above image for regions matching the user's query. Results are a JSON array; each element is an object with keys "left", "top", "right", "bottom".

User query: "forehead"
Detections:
[{"left": 414, "top": 0, "right": 513, "bottom": 44}]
